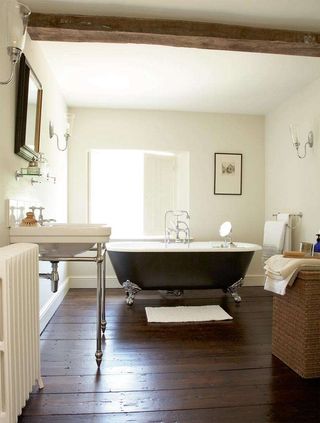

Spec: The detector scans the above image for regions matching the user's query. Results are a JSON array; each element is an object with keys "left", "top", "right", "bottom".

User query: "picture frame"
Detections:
[{"left": 214, "top": 153, "right": 242, "bottom": 195}]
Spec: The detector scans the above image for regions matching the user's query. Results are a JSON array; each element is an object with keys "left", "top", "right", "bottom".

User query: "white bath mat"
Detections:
[{"left": 145, "top": 305, "right": 233, "bottom": 323}]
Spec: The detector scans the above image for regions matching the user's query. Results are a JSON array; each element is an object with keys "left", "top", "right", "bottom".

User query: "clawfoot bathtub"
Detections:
[{"left": 106, "top": 241, "right": 261, "bottom": 305}]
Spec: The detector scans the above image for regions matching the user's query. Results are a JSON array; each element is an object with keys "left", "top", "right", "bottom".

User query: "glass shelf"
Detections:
[{"left": 15, "top": 170, "right": 56, "bottom": 185}]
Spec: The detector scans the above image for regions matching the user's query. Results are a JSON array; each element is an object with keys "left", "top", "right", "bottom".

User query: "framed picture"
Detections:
[{"left": 214, "top": 153, "right": 242, "bottom": 195}]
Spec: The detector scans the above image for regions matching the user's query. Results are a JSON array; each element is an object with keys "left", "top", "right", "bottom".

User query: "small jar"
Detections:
[{"left": 27, "top": 157, "right": 40, "bottom": 175}]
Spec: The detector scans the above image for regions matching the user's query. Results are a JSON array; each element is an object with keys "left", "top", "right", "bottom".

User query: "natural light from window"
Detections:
[{"left": 89, "top": 149, "right": 189, "bottom": 238}]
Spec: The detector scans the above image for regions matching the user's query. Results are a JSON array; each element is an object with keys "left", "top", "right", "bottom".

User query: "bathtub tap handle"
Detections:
[{"left": 164, "top": 210, "right": 190, "bottom": 244}]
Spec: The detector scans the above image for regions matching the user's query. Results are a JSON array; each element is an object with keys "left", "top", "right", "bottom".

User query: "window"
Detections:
[{"left": 89, "top": 150, "right": 189, "bottom": 238}]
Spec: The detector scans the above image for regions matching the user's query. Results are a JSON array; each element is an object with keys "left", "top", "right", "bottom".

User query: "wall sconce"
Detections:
[
  {"left": 0, "top": 1, "right": 31, "bottom": 85},
  {"left": 289, "top": 125, "right": 314, "bottom": 159},
  {"left": 49, "top": 113, "right": 75, "bottom": 152}
]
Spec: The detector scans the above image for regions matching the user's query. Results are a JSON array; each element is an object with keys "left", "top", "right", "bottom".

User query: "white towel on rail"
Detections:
[
  {"left": 262, "top": 221, "right": 286, "bottom": 262},
  {"left": 276, "top": 213, "right": 292, "bottom": 251}
]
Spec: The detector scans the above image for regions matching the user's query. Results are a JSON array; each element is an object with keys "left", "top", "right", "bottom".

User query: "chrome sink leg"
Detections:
[
  {"left": 226, "top": 278, "right": 243, "bottom": 303},
  {"left": 95, "top": 243, "right": 103, "bottom": 367},
  {"left": 101, "top": 247, "right": 107, "bottom": 334}
]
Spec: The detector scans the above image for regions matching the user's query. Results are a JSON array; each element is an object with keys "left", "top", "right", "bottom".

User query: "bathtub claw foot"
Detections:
[
  {"left": 231, "top": 292, "right": 242, "bottom": 303},
  {"left": 226, "top": 278, "right": 243, "bottom": 303},
  {"left": 123, "top": 280, "right": 141, "bottom": 306}
]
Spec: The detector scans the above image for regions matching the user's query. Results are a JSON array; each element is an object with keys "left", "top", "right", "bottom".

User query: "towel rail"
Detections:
[
  {"left": 272, "top": 212, "right": 302, "bottom": 230},
  {"left": 272, "top": 212, "right": 303, "bottom": 218}
]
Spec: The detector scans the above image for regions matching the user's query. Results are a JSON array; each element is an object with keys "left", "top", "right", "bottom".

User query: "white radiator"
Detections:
[{"left": 0, "top": 244, "right": 43, "bottom": 423}]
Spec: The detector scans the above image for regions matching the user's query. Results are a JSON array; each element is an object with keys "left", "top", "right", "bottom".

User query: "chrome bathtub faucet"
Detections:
[{"left": 165, "top": 210, "right": 190, "bottom": 244}]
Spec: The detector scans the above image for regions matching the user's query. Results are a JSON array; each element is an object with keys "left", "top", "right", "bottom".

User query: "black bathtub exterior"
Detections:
[{"left": 108, "top": 250, "right": 254, "bottom": 290}]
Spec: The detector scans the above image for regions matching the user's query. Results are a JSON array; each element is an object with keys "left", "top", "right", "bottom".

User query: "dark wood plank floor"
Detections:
[{"left": 19, "top": 287, "right": 320, "bottom": 422}]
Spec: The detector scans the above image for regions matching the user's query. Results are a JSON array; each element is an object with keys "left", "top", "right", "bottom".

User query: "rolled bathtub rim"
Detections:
[{"left": 106, "top": 241, "right": 262, "bottom": 253}]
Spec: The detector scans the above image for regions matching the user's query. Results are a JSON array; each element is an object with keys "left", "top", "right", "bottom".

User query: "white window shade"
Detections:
[
  {"left": 89, "top": 149, "right": 187, "bottom": 238},
  {"left": 143, "top": 153, "right": 176, "bottom": 235},
  {"left": 89, "top": 150, "right": 144, "bottom": 237}
]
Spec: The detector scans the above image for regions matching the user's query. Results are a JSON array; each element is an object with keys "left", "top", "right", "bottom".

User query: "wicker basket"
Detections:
[{"left": 272, "top": 270, "right": 320, "bottom": 378}]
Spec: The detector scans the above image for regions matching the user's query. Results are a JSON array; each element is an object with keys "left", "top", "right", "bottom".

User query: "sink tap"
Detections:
[
  {"left": 30, "top": 206, "right": 56, "bottom": 226},
  {"left": 38, "top": 207, "right": 45, "bottom": 224}
]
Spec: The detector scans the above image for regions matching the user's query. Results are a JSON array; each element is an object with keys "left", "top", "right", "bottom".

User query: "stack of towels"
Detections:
[{"left": 264, "top": 255, "right": 320, "bottom": 295}]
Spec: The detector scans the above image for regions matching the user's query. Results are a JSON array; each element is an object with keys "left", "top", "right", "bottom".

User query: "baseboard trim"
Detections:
[
  {"left": 69, "top": 274, "right": 265, "bottom": 289},
  {"left": 39, "top": 277, "right": 70, "bottom": 333},
  {"left": 243, "top": 274, "right": 265, "bottom": 286},
  {"left": 69, "top": 276, "right": 121, "bottom": 289}
]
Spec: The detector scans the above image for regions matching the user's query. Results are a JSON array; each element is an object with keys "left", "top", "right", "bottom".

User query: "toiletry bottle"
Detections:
[
  {"left": 38, "top": 152, "right": 49, "bottom": 176},
  {"left": 314, "top": 233, "right": 320, "bottom": 255}
]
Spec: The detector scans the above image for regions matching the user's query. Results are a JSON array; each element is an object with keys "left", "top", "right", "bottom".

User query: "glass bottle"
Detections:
[
  {"left": 38, "top": 152, "right": 49, "bottom": 177},
  {"left": 314, "top": 233, "right": 320, "bottom": 254}
]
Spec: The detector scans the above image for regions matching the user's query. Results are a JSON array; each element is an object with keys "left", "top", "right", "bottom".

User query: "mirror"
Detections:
[
  {"left": 15, "top": 53, "right": 43, "bottom": 161},
  {"left": 219, "top": 221, "right": 232, "bottom": 238},
  {"left": 219, "top": 221, "right": 236, "bottom": 247}
]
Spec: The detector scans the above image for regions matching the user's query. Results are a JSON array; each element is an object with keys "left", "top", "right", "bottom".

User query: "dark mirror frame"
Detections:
[{"left": 15, "top": 53, "right": 43, "bottom": 161}]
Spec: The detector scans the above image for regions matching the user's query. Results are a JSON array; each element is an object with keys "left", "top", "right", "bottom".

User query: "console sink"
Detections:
[{"left": 9, "top": 223, "right": 111, "bottom": 257}]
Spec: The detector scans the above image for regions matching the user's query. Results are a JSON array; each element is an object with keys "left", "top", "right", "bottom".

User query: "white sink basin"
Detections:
[{"left": 10, "top": 223, "right": 111, "bottom": 257}]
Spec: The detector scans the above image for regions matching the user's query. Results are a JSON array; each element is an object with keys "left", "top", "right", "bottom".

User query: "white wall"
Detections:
[
  {"left": 0, "top": 34, "right": 68, "bottom": 312},
  {"left": 68, "top": 108, "right": 265, "bottom": 286},
  {"left": 265, "top": 77, "right": 320, "bottom": 249}
]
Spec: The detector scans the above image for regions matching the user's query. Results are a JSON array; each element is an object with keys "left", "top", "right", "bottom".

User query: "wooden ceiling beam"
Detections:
[{"left": 28, "top": 13, "right": 320, "bottom": 57}]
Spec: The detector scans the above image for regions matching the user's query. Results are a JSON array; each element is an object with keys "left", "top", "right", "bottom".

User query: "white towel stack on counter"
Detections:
[{"left": 264, "top": 255, "right": 320, "bottom": 295}]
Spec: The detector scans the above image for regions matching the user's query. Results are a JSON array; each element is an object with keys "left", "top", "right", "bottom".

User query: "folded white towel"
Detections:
[
  {"left": 264, "top": 270, "right": 297, "bottom": 295},
  {"left": 264, "top": 254, "right": 320, "bottom": 295},
  {"left": 264, "top": 254, "right": 320, "bottom": 279},
  {"left": 262, "top": 221, "right": 286, "bottom": 261}
]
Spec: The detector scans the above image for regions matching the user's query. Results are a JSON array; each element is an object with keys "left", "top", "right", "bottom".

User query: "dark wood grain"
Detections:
[
  {"left": 28, "top": 13, "right": 320, "bottom": 57},
  {"left": 19, "top": 287, "right": 320, "bottom": 422},
  {"left": 18, "top": 404, "right": 320, "bottom": 423},
  {"left": 20, "top": 384, "right": 320, "bottom": 415}
]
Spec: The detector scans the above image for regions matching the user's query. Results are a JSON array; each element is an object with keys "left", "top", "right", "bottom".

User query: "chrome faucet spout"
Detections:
[
  {"left": 30, "top": 206, "right": 56, "bottom": 226},
  {"left": 165, "top": 210, "right": 190, "bottom": 244}
]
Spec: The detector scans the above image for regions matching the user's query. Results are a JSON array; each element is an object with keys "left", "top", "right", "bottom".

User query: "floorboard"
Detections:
[{"left": 19, "top": 287, "right": 320, "bottom": 422}]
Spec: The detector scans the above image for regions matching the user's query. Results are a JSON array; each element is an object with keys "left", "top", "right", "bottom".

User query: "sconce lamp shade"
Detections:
[
  {"left": 6, "top": 1, "right": 31, "bottom": 51},
  {"left": 49, "top": 112, "right": 75, "bottom": 151},
  {"left": 66, "top": 113, "right": 75, "bottom": 138},
  {"left": 289, "top": 125, "right": 314, "bottom": 159},
  {"left": 0, "top": 1, "right": 31, "bottom": 85},
  {"left": 289, "top": 124, "right": 299, "bottom": 147}
]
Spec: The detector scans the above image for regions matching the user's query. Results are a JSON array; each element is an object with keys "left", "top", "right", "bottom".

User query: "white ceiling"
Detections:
[
  {"left": 38, "top": 42, "right": 320, "bottom": 114},
  {"left": 29, "top": 1, "right": 320, "bottom": 114}
]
